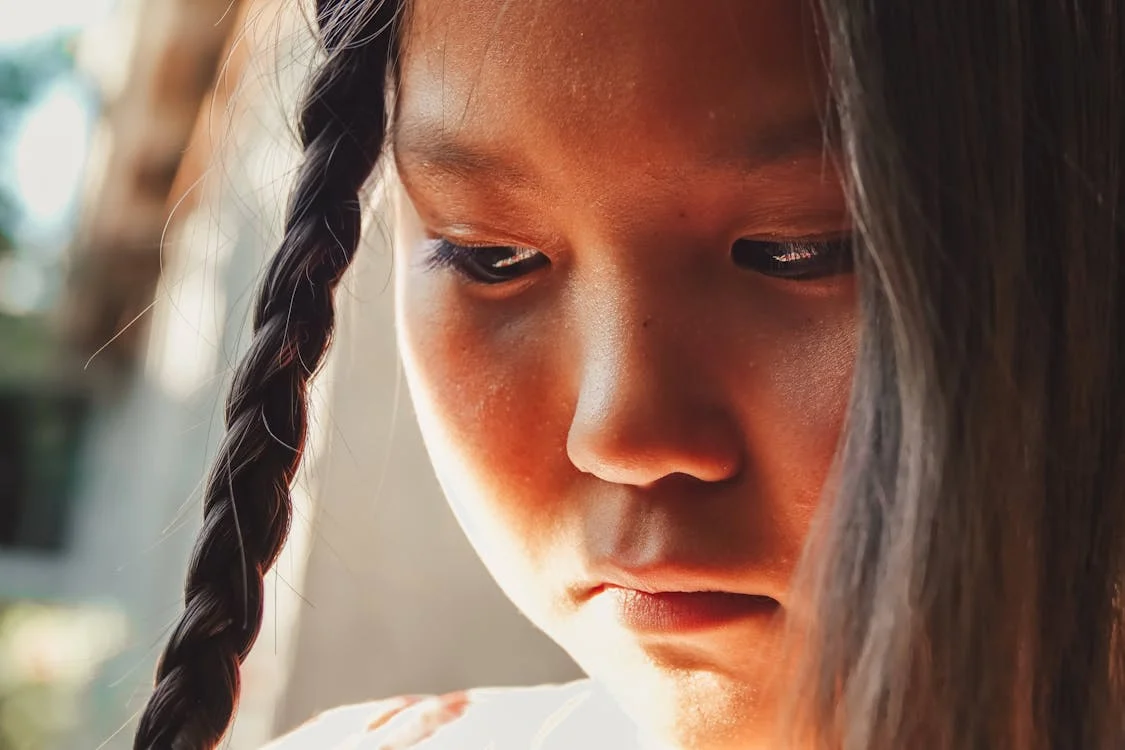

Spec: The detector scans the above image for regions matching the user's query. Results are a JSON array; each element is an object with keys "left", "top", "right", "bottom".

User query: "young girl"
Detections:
[{"left": 132, "top": 1, "right": 1125, "bottom": 748}]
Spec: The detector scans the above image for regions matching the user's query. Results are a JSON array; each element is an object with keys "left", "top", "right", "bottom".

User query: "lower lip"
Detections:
[{"left": 600, "top": 587, "right": 779, "bottom": 633}]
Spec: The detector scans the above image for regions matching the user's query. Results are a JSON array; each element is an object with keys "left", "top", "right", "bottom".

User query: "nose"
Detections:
[{"left": 565, "top": 304, "right": 745, "bottom": 487}]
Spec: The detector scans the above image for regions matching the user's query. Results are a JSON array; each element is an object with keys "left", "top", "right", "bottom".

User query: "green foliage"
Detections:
[{"left": 0, "top": 314, "right": 54, "bottom": 382}]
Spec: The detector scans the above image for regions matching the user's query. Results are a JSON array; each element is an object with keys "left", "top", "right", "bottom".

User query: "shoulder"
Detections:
[{"left": 260, "top": 679, "right": 637, "bottom": 750}]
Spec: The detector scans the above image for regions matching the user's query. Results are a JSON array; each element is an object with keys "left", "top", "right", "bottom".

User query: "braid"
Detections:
[{"left": 133, "top": 3, "right": 400, "bottom": 748}]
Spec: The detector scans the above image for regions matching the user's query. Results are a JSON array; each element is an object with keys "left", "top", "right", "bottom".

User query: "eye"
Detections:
[
  {"left": 732, "top": 236, "right": 853, "bottom": 280},
  {"left": 424, "top": 239, "right": 550, "bottom": 284}
]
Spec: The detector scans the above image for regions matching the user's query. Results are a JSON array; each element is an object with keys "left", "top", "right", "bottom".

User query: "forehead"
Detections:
[{"left": 394, "top": 0, "right": 828, "bottom": 187}]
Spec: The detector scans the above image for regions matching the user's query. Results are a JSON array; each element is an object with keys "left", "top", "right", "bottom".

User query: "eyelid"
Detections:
[
  {"left": 422, "top": 237, "right": 551, "bottom": 286},
  {"left": 423, "top": 222, "right": 553, "bottom": 253},
  {"left": 738, "top": 229, "right": 852, "bottom": 243},
  {"left": 423, "top": 236, "right": 548, "bottom": 264}
]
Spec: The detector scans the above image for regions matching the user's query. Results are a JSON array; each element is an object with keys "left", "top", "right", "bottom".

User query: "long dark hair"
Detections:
[
  {"left": 130, "top": 2, "right": 399, "bottom": 747},
  {"left": 793, "top": 2, "right": 1125, "bottom": 749},
  {"left": 133, "top": 1, "right": 1125, "bottom": 748}
]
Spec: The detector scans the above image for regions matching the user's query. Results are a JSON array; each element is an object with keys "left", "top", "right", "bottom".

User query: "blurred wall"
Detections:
[
  {"left": 8, "top": 1, "right": 584, "bottom": 746},
  {"left": 0, "top": 1, "right": 253, "bottom": 749}
]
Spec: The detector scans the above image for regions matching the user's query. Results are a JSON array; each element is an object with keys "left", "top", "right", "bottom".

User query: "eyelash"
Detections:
[
  {"left": 424, "top": 236, "right": 853, "bottom": 285},
  {"left": 731, "top": 237, "right": 854, "bottom": 279},
  {"left": 424, "top": 239, "right": 550, "bottom": 284}
]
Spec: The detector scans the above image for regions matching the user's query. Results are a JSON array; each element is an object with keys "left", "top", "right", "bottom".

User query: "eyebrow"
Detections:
[
  {"left": 394, "top": 125, "right": 536, "bottom": 187},
  {"left": 392, "top": 113, "right": 832, "bottom": 185},
  {"left": 730, "top": 114, "right": 835, "bottom": 170}
]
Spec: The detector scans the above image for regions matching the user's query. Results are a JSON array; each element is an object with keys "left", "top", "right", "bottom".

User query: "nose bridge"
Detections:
[
  {"left": 571, "top": 239, "right": 697, "bottom": 395},
  {"left": 568, "top": 213, "right": 708, "bottom": 356},
  {"left": 577, "top": 263, "right": 666, "bottom": 380},
  {"left": 565, "top": 251, "right": 744, "bottom": 487}
]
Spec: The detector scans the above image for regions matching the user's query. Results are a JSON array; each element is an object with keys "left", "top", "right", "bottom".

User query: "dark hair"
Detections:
[
  {"left": 131, "top": 2, "right": 401, "bottom": 747},
  {"left": 791, "top": 1, "right": 1125, "bottom": 748},
  {"left": 133, "top": 0, "right": 1125, "bottom": 748}
]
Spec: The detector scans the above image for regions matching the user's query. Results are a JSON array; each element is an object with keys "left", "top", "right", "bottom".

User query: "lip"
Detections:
[{"left": 595, "top": 585, "right": 780, "bottom": 633}]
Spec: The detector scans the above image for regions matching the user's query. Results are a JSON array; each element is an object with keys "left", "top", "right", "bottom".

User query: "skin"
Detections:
[{"left": 390, "top": 1, "right": 856, "bottom": 747}]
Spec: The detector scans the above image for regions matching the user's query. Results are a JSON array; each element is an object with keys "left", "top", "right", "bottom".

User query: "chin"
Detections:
[
  {"left": 558, "top": 624, "right": 791, "bottom": 750},
  {"left": 614, "top": 665, "right": 783, "bottom": 750}
]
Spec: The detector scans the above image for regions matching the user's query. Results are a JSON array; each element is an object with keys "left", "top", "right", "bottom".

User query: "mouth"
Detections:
[{"left": 589, "top": 584, "right": 781, "bottom": 634}]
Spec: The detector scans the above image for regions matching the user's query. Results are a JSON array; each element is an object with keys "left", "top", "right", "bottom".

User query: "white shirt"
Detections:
[{"left": 261, "top": 679, "right": 650, "bottom": 749}]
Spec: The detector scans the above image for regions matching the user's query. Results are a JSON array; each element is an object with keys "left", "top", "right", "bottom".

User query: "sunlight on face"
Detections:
[{"left": 392, "top": 2, "right": 855, "bottom": 748}]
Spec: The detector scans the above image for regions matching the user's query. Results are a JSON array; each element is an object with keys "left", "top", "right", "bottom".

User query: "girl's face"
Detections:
[{"left": 392, "top": 1, "right": 855, "bottom": 747}]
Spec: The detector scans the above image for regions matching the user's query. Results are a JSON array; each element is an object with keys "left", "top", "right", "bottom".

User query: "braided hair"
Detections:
[{"left": 133, "top": 2, "right": 401, "bottom": 747}]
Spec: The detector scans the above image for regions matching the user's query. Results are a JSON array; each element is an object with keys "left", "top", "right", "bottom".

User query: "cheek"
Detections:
[
  {"left": 394, "top": 259, "right": 580, "bottom": 596},
  {"left": 398, "top": 278, "right": 567, "bottom": 486},
  {"left": 752, "top": 295, "right": 856, "bottom": 525}
]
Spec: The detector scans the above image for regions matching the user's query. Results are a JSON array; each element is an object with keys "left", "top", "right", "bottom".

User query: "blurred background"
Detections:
[{"left": 0, "top": 1, "right": 580, "bottom": 748}]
